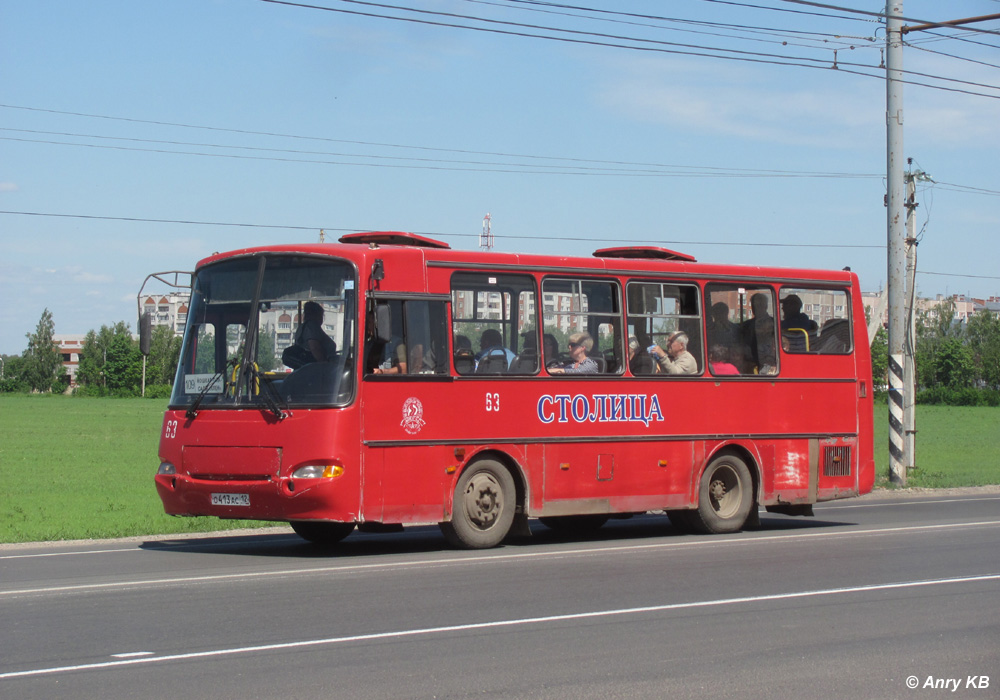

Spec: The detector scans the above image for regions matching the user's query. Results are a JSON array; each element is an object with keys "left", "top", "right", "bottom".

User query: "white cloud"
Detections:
[
  {"left": 0, "top": 182, "right": 19, "bottom": 192},
  {"left": 597, "top": 58, "right": 885, "bottom": 148}
]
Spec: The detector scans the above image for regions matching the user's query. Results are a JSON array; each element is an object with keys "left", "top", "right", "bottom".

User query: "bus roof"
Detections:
[{"left": 195, "top": 231, "right": 857, "bottom": 287}]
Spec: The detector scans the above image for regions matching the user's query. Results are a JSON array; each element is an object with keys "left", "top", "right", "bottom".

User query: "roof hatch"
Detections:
[
  {"left": 338, "top": 231, "right": 451, "bottom": 249},
  {"left": 593, "top": 246, "right": 696, "bottom": 262}
]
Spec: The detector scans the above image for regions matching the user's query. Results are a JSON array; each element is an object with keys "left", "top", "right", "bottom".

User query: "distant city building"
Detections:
[
  {"left": 52, "top": 334, "right": 86, "bottom": 388},
  {"left": 141, "top": 293, "right": 190, "bottom": 336},
  {"left": 862, "top": 291, "right": 998, "bottom": 327}
]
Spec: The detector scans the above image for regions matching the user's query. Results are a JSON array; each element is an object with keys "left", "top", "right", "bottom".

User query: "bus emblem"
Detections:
[{"left": 401, "top": 397, "right": 426, "bottom": 435}]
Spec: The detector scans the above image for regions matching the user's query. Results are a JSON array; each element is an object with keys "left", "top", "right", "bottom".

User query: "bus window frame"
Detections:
[
  {"left": 541, "top": 275, "right": 624, "bottom": 376},
  {"left": 449, "top": 271, "right": 539, "bottom": 376},
  {"left": 625, "top": 279, "right": 704, "bottom": 377}
]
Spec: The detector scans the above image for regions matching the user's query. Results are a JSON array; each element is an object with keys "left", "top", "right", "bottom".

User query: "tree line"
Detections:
[
  {"left": 0, "top": 309, "right": 181, "bottom": 397},
  {"left": 2, "top": 303, "right": 999, "bottom": 404}
]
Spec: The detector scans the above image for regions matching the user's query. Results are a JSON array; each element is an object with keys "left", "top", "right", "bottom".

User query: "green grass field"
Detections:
[
  {"left": 1, "top": 395, "right": 998, "bottom": 543},
  {"left": 872, "top": 402, "right": 1000, "bottom": 488},
  {"left": 0, "top": 395, "right": 271, "bottom": 543}
]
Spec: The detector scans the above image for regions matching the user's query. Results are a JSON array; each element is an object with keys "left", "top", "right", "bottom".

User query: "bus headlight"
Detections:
[
  {"left": 292, "top": 464, "right": 345, "bottom": 479},
  {"left": 158, "top": 462, "right": 176, "bottom": 475}
]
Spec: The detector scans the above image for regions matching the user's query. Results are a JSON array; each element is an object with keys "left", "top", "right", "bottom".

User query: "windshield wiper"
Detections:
[
  {"left": 255, "top": 368, "right": 288, "bottom": 420},
  {"left": 185, "top": 363, "right": 232, "bottom": 420}
]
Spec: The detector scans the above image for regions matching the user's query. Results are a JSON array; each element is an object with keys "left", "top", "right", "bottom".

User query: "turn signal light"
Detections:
[{"left": 292, "top": 464, "right": 345, "bottom": 479}]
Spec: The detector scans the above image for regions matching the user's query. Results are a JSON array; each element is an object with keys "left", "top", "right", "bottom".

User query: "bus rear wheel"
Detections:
[
  {"left": 689, "top": 454, "right": 753, "bottom": 534},
  {"left": 290, "top": 521, "right": 356, "bottom": 546},
  {"left": 440, "top": 459, "right": 516, "bottom": 549}
]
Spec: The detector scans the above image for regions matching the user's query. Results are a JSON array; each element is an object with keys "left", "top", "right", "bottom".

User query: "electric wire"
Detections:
[
  {"left": 0, "top": 130, "right": 880, "bottom": 180},
  {"left": 0, "top": 210, "right": 884, "bottom": 249},
  {"left": 254, "top": 0, "right": 1000, "bottom": 99},
  {"left": 0, "top": 104, "right": 878, "bottom": 176}
]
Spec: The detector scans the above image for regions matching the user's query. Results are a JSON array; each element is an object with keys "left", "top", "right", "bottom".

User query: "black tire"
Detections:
[
  {"left": 688, "top": 453, "right": 754, "bottom": 534},
  {"left": 440, "top": 459, "right": 516, "bottom": 549},
  {"left": 290, "top": 520, "right": 356, "bottom": 546},
  {"left": 539, "top": 514, "right": 609, "bottom": 533}
]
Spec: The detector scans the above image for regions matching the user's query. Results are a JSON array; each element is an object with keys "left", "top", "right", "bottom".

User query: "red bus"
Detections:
[{"left": 153, "top": 231, "right": 874, "bottom": 548}]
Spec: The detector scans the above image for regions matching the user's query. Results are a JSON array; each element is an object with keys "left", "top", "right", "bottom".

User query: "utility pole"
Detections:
[
  {"left": 883, "top": 7, "right": 994, "bottom": 485},
  {"left": 904, "top": 163, "right": 918, "bottom": 476},
  {"left": 903, "top": 162, "right": 934, "bottom": 474},
  {"left": 885, "top": 0, "right": 907, "bottom": 485}
]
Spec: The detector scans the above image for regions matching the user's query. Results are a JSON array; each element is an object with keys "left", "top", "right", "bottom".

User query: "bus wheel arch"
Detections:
[
  {"left": 440, "top": 454, "right": 521, "bottom": 549},
  {"left": 689, "top": 447, "right": 758, "bottom": 534}
]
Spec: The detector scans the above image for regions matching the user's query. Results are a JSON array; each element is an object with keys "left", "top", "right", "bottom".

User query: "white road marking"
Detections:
[
  {"left": 3, "top": 520, "right": 999, "bottom": 598},
  {"left": 2, "top": 573, "right": 997, "bottom": 680}
]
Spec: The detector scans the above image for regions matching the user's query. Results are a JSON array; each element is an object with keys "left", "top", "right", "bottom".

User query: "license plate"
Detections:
[{"left": 211, "top": 493, "right": 250, "bottom": 507}]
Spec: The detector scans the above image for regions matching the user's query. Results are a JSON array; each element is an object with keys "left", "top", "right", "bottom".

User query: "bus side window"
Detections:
[
  {"left": 367, "top": 299, "right": 449, "bottom": 376},
  {"left": 704, "top": 284, "right": 776, "bottom": 375},
  {"left": 626, "top": 281, "right": 703, "bottom": 376},
  {"left": 450, "top": 272, "right": 538, "bottom": 376},
  {"left": 779, "top": 288, "right": 852, "bottom": 354},
  {"left": 541, "top": 278, "right": 622, "bottom": 375}
]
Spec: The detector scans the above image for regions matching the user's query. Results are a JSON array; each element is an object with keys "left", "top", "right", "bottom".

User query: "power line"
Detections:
[
  {"left": 0, "top": 129, "right": 881, "bottom": 180},
  {"left": 932, "top": 181, "right": 1000, "bottom": 197},
  {"left": 254, "top": 0, "right": 1000, "bottom": 99},
  {"left": 918, "top": 270, "right": 1000, "bottom": 282},
  {"left": 0, "top": 209, "right": 885, "bottom": 249},
  {"left": 463, "top": 0, "right": 877, "bottom": 51},
  {"left": 0, "top": 104, "right": 875, "bottom": 175}
]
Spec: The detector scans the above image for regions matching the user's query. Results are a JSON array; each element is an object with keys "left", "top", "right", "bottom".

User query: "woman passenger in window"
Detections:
[
  {"left": 548, "top": 332, "right": 598, "bottom": 375},
  {"left": 708, "top": 344, "right": 740, "bottom": 376}
]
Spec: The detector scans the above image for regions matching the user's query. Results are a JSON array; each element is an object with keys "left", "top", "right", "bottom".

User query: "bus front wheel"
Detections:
[
  {"left": 440, "top": 459, "right": 516, "bottom": 549},
  {"left": 690, "top": 454, "right": 754, "bottom": 534},
  {"left": 291, "top": 521, "right": 356, "bottom": 546}
]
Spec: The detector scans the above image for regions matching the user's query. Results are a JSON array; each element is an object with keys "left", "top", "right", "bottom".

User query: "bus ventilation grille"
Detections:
[{"left": 822, "top": 446, "right": 852, "bottom": 477}]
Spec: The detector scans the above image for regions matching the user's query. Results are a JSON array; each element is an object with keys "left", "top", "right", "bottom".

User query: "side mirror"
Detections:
[
  {"left": 374, "top": 302, "right": 392, "bottom": 344},
  {"left": 139, "top": 312, "right": 152, "bottom": 356}
]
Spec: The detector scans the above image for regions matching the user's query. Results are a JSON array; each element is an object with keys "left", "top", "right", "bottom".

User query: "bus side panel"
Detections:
[
  {"left": 537, "top": 441, "right": 694, "bottom": 516},
  {"left": 375, "top": 444, "right": 455, "bottom": 524}
]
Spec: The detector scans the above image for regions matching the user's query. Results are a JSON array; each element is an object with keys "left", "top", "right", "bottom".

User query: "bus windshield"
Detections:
[{"left": 169, "top": 254, "right": 357, "bottom": 411}]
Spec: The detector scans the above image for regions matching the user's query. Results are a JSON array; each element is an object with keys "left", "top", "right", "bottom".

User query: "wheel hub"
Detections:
[{"left": 464, "top": 473, "right": 504, "bottom": 529}]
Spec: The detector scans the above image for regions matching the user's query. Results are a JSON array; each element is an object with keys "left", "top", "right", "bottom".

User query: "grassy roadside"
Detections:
[
  {"left": 1, "top": 395, "right": 998, "bottom": 543},
  {"left": 872, "top": 401, "right": 1000, "bottom": 488},
  {"left": 0, "top": 395, "right": 270, "bottom": 543}
]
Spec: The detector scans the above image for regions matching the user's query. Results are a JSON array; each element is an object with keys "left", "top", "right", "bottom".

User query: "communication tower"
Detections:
[{"left": 480, "top": 213, "right": 494, "bottom": 251}]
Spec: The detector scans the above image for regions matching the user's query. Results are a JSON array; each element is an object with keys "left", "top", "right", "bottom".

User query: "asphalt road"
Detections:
[{"left": 2, "top": 491, "right": 999, "bottom": 700}]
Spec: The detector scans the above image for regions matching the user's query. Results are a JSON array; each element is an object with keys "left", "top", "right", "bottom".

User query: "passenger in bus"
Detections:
[
  {"left": 548, "top": 332, "right": 598, "bottom": 375},
  {"left": 407, "top": 343, "right": 438, "bottom": 374},
  {"left": 285, "top": 301, "right": 337, "bottom": 368},
  {"left": 650, "top": 331, "right": 698, "bottom": 375},
  {"left": 542, "top": 333, "right": 561, "bottom": 368},
  {"left": 756, "top": 317, "right": 778, "bottom": 375},
  {"left": 476, "top": 328, "right": 515, "bottom": 372},
  {"left": 372, "top": 341, "right": 407, "bottom": 374},
  {"left": 708, "top": 344, "right": 740, "bottom": 376},
  {"left": 628, "top": 335, "right": 657, "bottom": 375},
  {"left": 707, "top": 302, "right": 740, "bottom": 347},
  {"left": 740, "top": 293, "right": 773, "bottom": 371},
  {"left": 780, "top": 295, "right": 819, "bottom": 333}
]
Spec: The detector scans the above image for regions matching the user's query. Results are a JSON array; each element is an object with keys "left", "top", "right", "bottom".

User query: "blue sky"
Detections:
[{"left": 2, "top": 0, "right": 999, "bottom": 354}]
